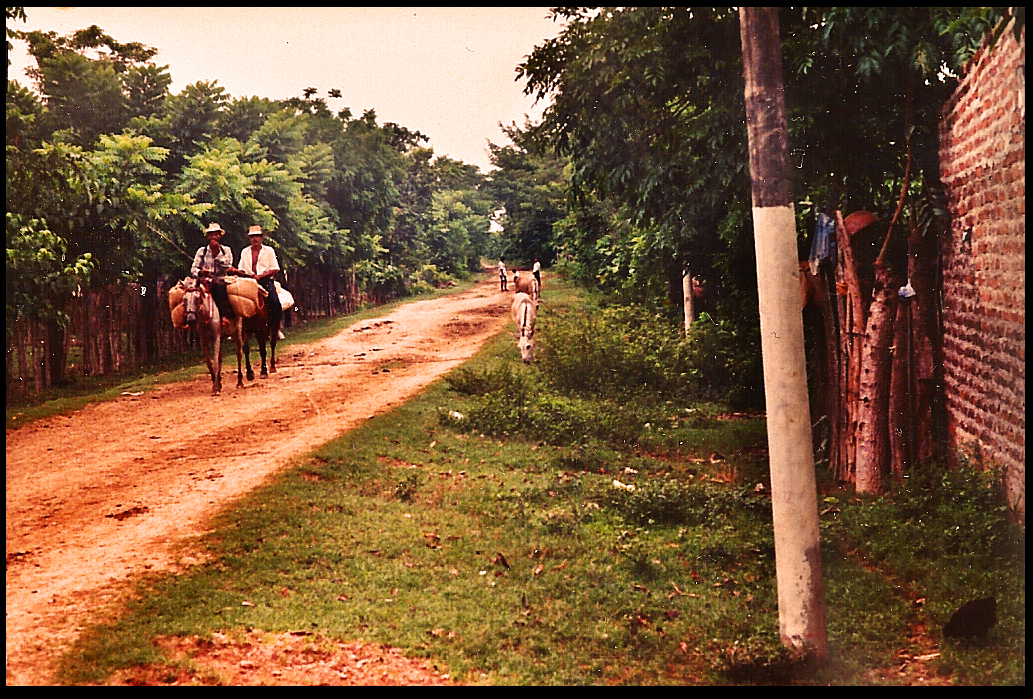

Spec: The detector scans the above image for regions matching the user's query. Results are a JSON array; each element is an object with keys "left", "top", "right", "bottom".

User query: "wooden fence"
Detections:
[{"left": 6, "top": 266, "right": 397, "bottom": 398}]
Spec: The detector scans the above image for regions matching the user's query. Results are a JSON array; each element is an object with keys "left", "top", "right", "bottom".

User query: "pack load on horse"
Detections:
[
  {"left": 169, "top": 274, "right": 246, "bottom": 396},
  {"left": 169, "top": 276, "right": 263, "bottom": 330}
]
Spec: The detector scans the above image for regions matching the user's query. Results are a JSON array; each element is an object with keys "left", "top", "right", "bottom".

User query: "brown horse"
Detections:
[
  {"left": 242, "top": 289, "right": 281, "bottom": 380},
  {"left": 180, "top": 277, "right": 245, "bottom": 396}
]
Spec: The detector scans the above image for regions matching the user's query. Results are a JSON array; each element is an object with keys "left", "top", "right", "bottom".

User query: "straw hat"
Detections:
[
  {"left": 247, "top": 225, "right": 264, "bottom": 236},
  {"left": 204, "top": 223, "right": 224, "bottom": 236}
]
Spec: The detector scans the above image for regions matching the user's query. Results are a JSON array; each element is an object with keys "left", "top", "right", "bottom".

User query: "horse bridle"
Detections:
[{"left": 182, "top": 279, "right": 212, "bottom": 326}]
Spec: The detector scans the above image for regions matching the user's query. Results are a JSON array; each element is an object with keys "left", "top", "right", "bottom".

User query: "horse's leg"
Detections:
[
  {"left": 213, "top": 321, "right": 223, "bottom": 395},
  {"left": 259, "top": 330, "right": 269, "bottom": 378},
  {"left": 244, "top": 326, "right": 255, "bottom": 381},
  {"left": 199, "top": 326, "right": 218, "bottom": 395},
  {"left": 269, "top": 316, "right": 279, "bottom": 374},
  {"left": 234, "top": 319, "right": 244, "bottom": 388}
]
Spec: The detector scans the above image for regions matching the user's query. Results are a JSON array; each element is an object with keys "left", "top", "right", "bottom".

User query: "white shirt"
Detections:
[{"left": 238, "top": 245, "right": 280, "bottom": 278}]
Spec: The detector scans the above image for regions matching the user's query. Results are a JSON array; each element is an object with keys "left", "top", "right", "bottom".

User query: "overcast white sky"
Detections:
[{"left": 7, "top": 7, "right": 567, "bottom": 172}]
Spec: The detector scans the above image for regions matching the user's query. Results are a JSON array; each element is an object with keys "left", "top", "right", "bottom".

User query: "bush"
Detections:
[
  {"left": 534, "top": 303, "right": 758, "bottom": 406},
  {"left": 828, "top": 456, "right": 1024, "bottom": 566},
  {"left": 445, "top": 363, "right": 527, "bottom": 397}
]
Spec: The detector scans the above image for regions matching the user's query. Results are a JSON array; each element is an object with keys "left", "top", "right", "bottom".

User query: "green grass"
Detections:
[{"left": 44, "top": 274, "right": 1027, "bottom": 685}]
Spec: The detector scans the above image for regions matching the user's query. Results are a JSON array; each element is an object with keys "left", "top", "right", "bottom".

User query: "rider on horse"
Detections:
[
  {"left": 191, "top": 223, "right": 247, "bottom": 320},
  {"left": 238, "top": 225, "right": 283, "bottom": 334}
]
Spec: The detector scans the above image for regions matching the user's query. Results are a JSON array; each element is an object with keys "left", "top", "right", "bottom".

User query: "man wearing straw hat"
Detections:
[
  {"left": 191, "top": 222, "right": 246, "bottom": 321},
  {"left": 238, "top": 225, "right": 283, "bottom": 335}
]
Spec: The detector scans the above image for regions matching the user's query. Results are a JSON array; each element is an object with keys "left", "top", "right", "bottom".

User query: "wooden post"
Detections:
[
  {"left": 683, "top": 265, "right": 695, "bottom": 332},
  {"left": 740, "top": 6, "right": 828, "bottom": 660}
]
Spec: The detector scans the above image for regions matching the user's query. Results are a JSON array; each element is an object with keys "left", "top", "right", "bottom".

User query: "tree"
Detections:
[
  {"left": 486, "top": 121, "right": 568, "bottom": 265},
  {"left": 518, "top": 6, "right": 1008, "bottom": 477},
  {"left": 15, "top": 24, "right": 164, "bottom": 146},
  {"left": 6, "top": 213, "right": 93, "bottom": 333},
  {"left": 519, "top": 8, "right": 749, "bottom": 311}
]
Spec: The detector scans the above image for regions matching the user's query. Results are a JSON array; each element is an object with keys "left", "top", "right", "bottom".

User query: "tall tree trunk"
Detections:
[
  {"left": 740, "top": 5, "right": 827, "bottom": 660},
  {"left": 16, "top": 320, "right": 30, "bottom": 397},
  {"left": 855, "top": 264, "right": 901, "bottom": 493},
  {"left": 889, "top": 292, "right": 911, "bottom": 480},
  {"left": 29, "top": 322, "right": 43, "bottom": 394},
  {"left": 818, "top": 265, "right": 842, "bottom": 479},
  {"left": 909, "top": 225, "right": 940, "bottom": 464},
  {"left": 856, "top": 110, "right": 912, "bottom": 494},
  {"left": 46, "top": 317, "right": 67, "bottom": 386},
  {"left": 835, "top": 211, "right": 866, "bottom": 482}
]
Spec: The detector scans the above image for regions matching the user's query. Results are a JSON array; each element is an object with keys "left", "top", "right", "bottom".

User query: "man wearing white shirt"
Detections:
[{"left": 238, "top": 225, "right": 283, "bottom": 333}]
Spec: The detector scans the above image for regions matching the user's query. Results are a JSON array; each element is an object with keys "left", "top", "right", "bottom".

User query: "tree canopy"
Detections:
[
  {"left": 7, "top": 10, "right": 505, "bottom": 336},
  {"left": 516, "top": 6, "right": 1008, "bottom": 321}
]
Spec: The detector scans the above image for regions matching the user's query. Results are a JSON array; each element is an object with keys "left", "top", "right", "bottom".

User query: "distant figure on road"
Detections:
[
  {"left": 532, "top": 257, "right": 541, "bottom": 289},
  {"left": 498, "top": 257, "right": 508, "bottom": 291}
]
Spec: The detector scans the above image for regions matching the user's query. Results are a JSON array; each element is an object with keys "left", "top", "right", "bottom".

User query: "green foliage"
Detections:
[
  {"left": 535, "top": 302, "right": 755, "bottom": 407},
  {"left": 828, "top": 459, "right": 1024, "bottom": 566},
  {"left": 606, "top": 477, "right": 749, "bottom": 527},
  {"left": 516, "top": 7, "right": 1007, "bottom": 395},
  {"left": 8, "top": 11, "right": 497, "bottom": 348},
  {"left": 485, "top": 122, "right": 568, "bottom": 265},
  {"left": 6, "top": 213, "right": 93, "bottom": 330}
]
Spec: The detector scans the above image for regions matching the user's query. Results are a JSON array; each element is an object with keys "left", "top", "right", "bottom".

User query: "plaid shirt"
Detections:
[{"left": 191, "top": 244, "right": 234, "bottom": 283}]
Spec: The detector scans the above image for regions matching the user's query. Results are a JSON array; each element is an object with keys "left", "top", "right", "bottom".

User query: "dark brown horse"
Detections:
[{"left": 242, "top": 290, "right": 281, "bottom": 380}]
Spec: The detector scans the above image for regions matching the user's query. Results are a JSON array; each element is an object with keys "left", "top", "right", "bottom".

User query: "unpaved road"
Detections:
[{"left": 6, "top": 274, "right": 516, "bottom": 685}]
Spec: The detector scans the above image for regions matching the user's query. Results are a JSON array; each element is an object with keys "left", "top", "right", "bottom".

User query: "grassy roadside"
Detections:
[
  {"left": 51, "top": 275, "right": 1025, "bottom": 685},
  {"left": 5, "top": 280, "right": 477, "bottom": 431}
]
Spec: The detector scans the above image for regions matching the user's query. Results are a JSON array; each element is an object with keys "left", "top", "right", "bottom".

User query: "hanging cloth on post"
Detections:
[{"left": 809, "top": 212, "right": 837, "bottom": 276}]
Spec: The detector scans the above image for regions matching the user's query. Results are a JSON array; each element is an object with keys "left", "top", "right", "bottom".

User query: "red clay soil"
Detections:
[{"left": 6, "top": 272, "right": 517, "bottom": 685}]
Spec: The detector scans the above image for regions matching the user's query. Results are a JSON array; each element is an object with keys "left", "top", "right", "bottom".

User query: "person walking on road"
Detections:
[{"left": 498, "top": 256, "right": 508, "bottom": 291}]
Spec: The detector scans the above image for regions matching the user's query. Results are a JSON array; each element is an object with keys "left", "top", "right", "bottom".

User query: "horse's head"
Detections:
[
  {"left": 518, "top": 328, "right": 535, "bottom": 363},
  {"left": 181, "top": 277, "right": 204, "bottom": 327}
]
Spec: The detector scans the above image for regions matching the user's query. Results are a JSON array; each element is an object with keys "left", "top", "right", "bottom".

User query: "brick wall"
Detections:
[{"left": 938, "top": 23, "right": 1024, "bottom": 521}]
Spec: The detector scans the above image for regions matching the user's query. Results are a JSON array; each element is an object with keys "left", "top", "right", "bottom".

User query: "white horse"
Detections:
[
  {"left": 511, "top": 291, "right": 537, "bottom": 363},
  {"left": 513, "top": 271, "right": 540, "bottom": 307},
  {"left": 180, "top": 277, "right": 245, "bottom": 396}
]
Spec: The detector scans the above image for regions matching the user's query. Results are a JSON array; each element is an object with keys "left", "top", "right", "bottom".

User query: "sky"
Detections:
[{"left": 7, "top": 7, "right": 568, "bottom": 172}]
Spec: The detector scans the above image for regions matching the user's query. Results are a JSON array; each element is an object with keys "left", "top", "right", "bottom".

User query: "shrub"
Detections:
[
  {"left": 828, "top": 456, "right": 1024, "bottom": 566},
  {"left": 535, "top": 303, "right": 758, "bottom": 406}
]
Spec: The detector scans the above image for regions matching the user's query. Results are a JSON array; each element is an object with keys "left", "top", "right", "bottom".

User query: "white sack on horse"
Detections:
[{"left": 274, "top": 281, "right": 295, "bottom": 311}]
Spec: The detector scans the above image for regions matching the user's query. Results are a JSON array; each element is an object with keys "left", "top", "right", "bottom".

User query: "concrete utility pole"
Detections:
[{"left": 739, "top": 6, "right": 828, "bottom": 660}]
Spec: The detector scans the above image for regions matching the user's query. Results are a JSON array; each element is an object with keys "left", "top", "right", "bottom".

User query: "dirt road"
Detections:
[{"left": 6, "top": 274, "right": 515, "bottom": 685}]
